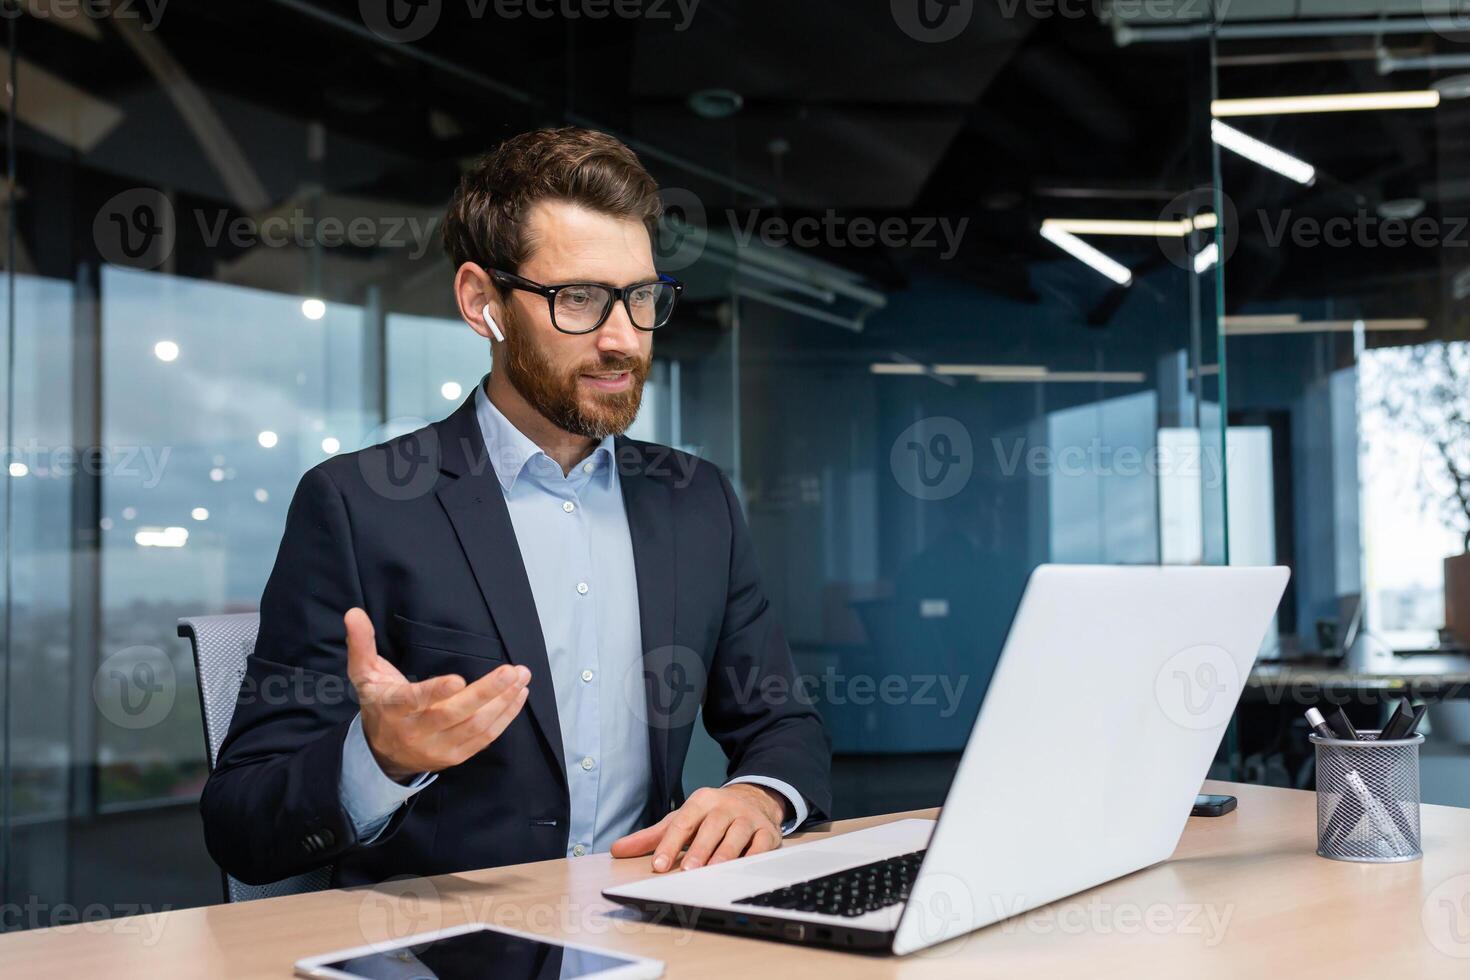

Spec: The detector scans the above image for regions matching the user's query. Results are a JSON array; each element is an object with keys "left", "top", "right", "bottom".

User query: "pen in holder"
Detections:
[{"left": 1309, "top": 729, "right": 1424, "bottom": 863}]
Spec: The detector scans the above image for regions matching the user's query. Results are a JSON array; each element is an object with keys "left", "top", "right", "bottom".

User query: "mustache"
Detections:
[{"left": 575, "top": 357, "right": 648, "bottom": 376}]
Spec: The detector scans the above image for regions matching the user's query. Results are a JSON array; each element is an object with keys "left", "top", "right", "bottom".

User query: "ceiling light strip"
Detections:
[
  {"left": 1039, "top": 224, "right": 1133, "bottom": 285},
  {"left": 1211, "top": 91, "right": 1440, "bottom": 117}
]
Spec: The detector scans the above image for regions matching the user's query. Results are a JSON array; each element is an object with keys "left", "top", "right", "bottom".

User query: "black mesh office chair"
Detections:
[{"left": 179, "top": 612, "right": 334, "bottom": 902}]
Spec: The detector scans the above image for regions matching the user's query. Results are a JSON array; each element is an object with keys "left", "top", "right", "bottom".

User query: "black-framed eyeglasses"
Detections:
[{"left": 487, "top": 268, "right": 683, "bottom": 335}]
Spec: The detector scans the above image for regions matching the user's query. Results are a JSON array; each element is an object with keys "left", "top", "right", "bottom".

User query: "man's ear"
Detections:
[{"left": 454, "top": 262, "right": 505, "bottom": 342}]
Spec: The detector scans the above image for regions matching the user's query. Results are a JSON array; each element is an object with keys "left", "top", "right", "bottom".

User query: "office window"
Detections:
[
  {"left": 1360, "top": 345, "right": 1466, "bottom": 648},
  {"left": 96, "top": 267, "right": 370, "bottom": 806}
]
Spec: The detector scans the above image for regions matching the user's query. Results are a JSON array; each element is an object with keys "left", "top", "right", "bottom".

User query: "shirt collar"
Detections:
[{"left": 473, "top": 375, "right": 617, "bottom": 492}]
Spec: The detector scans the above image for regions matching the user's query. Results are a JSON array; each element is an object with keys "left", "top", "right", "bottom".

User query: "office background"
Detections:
[{"left": 1, "top": 0, "right": 1467, "bottom": 927}]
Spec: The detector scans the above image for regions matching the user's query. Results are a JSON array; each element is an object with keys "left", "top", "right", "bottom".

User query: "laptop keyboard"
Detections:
[{"left": 731, "top": 849, "right": 927, "bottom": 918}]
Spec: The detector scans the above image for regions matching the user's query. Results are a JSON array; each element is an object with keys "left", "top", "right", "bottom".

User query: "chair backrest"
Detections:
[{"left": 179, "top": 612, "right": 333, "bottom": 903}]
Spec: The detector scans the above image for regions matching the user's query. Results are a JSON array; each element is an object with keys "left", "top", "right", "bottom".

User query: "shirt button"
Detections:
[
  {"left": 581, "top": 756, "right": 595, "bottom": 771},
  {"left": 581, "top": 669, "right": 594, "bottom": 683},
  {"left": 562, "top": 500, "right": 575, "bottom": 513},
  {"left": 576, "top": 582, "right": 589, "bottom": 595},
  {"left": 572, "top": 844, "right": 587, "bottom": 857},
  {"left": 583, "top": 462, "right": 595, "bottom": 474}
]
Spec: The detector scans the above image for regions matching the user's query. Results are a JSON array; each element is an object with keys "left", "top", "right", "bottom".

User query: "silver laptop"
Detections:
[{"left": 604, "top": 563, "right": 1290, "bottom": 955}]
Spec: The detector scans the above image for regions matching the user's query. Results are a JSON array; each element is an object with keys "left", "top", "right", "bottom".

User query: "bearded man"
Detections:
[{"left": 200, "top": 127, "right": 832, "bottom": 888}]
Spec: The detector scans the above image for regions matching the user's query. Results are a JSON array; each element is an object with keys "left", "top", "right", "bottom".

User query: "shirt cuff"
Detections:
[
  {"left": 724, "top": 775, "right": 809, "bottom": 836},
  {"left": 339, "top": 712, "right": 436, "bottom": 843}
]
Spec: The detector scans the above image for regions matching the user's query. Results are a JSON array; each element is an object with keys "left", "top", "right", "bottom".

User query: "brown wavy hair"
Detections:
[{"left": 441, "top": 126, "right": 663, "bottom": 276}]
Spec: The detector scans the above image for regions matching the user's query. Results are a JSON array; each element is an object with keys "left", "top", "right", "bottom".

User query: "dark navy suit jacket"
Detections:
[{"left": 199, "top": 394, "right": 833, "bottom": 887}]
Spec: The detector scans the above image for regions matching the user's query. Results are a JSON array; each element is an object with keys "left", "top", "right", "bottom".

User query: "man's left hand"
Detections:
[{"left": 610, "top": 784, "right": 789, "bottom": 872}]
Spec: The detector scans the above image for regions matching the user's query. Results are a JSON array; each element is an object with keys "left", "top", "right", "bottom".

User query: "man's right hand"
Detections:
[{"left": 344, "top": 607, "right": 531, "bottom": 782}]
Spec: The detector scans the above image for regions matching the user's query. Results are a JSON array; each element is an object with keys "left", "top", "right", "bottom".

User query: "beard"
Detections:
[{"left": 499, "top": 306, "right": 650, "bottom": 439}]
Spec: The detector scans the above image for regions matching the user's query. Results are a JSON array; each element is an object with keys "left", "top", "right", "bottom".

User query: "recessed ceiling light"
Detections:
[
  {"left": 688, "top": 89, "right": 744, "bottom": 119},
  {"left": 1433, "top": 75, "right": 1470, "bottom": 100},
  {"left": 1377, "top": 198, "right": 1425, "bottom": 220}
]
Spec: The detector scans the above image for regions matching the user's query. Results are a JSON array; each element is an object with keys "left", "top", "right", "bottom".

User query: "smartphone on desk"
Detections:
[
  {"left": 1192, "top": 794, "right": 1238, "bottom": 817},
  {"left": 295, "top": 922, "right": 665, "bottom": 980}
]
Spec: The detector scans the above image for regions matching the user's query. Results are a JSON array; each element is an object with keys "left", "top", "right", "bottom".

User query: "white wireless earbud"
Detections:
[{"left": 481, "top": 304, "right": 505, "bottom": 343}]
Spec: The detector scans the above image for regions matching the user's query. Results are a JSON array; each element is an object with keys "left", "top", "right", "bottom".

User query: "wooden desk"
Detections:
[{"left": 6, "top": 780, "right": 1470, "bottom": 978}]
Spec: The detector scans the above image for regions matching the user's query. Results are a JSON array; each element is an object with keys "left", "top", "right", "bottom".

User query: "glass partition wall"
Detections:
[
  {"left": 0, "top": 3, "right": 1229, "bottom": 924},
  {"left": 1207, "top": 16, "right": 1470, "bottom": 803}
]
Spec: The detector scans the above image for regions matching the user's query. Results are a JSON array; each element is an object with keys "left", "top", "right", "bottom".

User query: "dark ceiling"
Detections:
[{"left": 12, "top": 0, "right": 1469, "bottom": 332}]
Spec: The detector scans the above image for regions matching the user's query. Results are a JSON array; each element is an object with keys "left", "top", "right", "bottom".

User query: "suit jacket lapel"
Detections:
[
  {"left": 433, "top": 398, "right": 567, "bottom": 788},
  {"left": 616, "top": 438, "right": 677, "bottom": 812}
]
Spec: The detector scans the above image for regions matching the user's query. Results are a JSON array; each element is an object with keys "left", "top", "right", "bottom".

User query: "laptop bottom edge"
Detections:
[{"left": 605, "top": 895, "right": 897, "bottom": 954}]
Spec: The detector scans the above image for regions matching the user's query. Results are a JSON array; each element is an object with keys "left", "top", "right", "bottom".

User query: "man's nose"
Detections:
[{"left": 597, "top": 301, "right": 640, "bottom": 356}]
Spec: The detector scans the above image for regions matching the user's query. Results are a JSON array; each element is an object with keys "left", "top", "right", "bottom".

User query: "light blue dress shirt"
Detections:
[{"left": 337, "top": 379, "right": 807, "bottom": 854}]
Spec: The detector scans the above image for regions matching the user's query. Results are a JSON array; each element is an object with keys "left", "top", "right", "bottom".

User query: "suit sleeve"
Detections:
[
  {"left": 701, "top": 469, "right": 834, "bottom": 825},
  {"left": 199, "top": 465, "right": 419, "bottom": 884}
]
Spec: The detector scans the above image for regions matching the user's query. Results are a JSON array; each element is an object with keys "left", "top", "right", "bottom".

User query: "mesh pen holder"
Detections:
[{"left": 1310, "top": 730, "right": 1424, "bottom": 863}]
